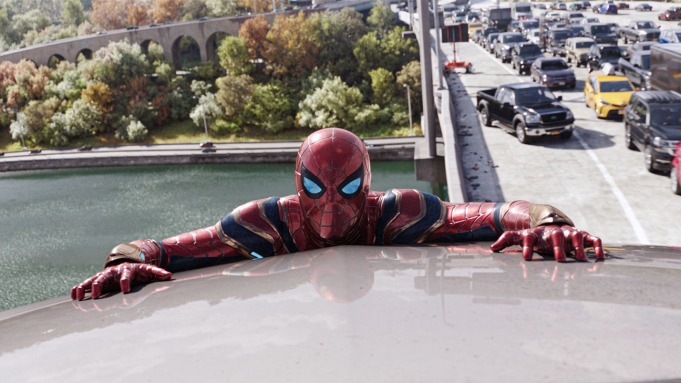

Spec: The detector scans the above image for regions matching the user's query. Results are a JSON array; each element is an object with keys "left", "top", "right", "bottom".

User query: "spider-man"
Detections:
[{"left": 72, "top": 128, "right": 604, "bottom": 300}]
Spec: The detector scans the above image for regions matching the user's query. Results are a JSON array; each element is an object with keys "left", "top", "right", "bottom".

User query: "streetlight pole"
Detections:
[{"left": 403, "top": 84, "right": 414, "bottom": 136}]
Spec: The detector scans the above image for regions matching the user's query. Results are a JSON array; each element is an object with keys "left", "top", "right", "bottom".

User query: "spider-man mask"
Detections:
[{"left": 295, "top": 128, "right": 372, "bottom": 245}]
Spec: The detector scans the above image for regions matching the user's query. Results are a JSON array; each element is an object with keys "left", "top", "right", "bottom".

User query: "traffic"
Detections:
[{"left": 442, "top": 0, "right": 681, "bottom": 246}]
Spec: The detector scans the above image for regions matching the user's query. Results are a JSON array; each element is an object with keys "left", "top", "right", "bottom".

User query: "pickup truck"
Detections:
[
  {"left": 617, "top": 51, "right": 651, "bottom": 90},
  {"left": 617, "top": 20, "right": 661, "bottom": 43},
  {"left": 476, "top": 82, "right": 575, "bottom": 143}
]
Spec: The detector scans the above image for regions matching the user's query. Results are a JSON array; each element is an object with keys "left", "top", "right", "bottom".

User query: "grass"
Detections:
[{"left": 0, "top": 119, "right": 422, "bottom": 152}]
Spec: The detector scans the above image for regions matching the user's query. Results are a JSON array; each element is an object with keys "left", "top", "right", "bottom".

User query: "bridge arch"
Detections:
[
  {"left": 172, "top": 35, "right": 202, "bottom": 69},
  {"left": 47, "top": 54, "right": 66, "bottom": 68},
  {"left": 75, "top": 49, "right": 93, "bottom": 64}
]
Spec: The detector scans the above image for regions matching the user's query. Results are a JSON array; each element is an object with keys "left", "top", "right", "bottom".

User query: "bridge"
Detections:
[{"left": 0, "top": 0, "right": 374, "bottom": 68}]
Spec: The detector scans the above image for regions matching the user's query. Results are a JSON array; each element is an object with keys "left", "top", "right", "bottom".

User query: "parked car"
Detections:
[
  {"left": 494, "top": 32, "right": 526, "bottom": 63},
  {"left": 671, "top": 142, "right": 681, "bottom": 195},
  {"left": 587, "top": 44, "right": 623, "bottom": 71},
  {"left": 597, "top": 3, "right": 618, "bottom": 14},
  {"left": 617, "top": 2, "right": 629, "bottom": 9},
  {"left": 659, "top": 29, "right": 681, "bottom": 43},
  {"left": 530, "top": 57, "right": 577, "bottom": 89},
  {"left": 658, "top": 7, "right": 681, "bottom": 21},
  {"left": 579, "top": 16, "right": 601, "bottom": 24},
  {"left": 565, "top": 36, "right": 596, "bottom": 67},
  {"left": 511, "top": 43, "right": 545, "bottom": 74},
  {"left": 624, "top": 90, "right": 681, "bottom": 172},
  {"left": 569, "top": 2, "right": 583, "bottom": 10},
  {"left": 584, "top": 73, "right": 635, "bottom": 118},
  {"left": 477, "top": 82, "right": 574, "bottom": 143},
  {"left": 635, "top": 3, "right": 653, "bottom": 12}
]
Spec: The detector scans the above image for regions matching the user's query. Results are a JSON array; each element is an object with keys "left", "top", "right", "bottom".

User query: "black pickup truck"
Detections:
[{"left": 476, "top": 82, "right": 575, "bottom": 143}]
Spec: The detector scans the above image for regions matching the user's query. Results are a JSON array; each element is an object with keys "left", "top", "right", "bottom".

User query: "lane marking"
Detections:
[
  {"left": 573, "top": 130, "right": 650, "bottom": 244},
  {"left": 467, "top": 42, "right": 650, "bottom": 244}
]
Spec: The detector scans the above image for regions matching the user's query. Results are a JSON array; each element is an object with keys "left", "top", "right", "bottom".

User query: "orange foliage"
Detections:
[
  {"left": 82, "top": 81, "right": 114, "bottom": 114},
  {"left": 151, "top": 0, "right": 182, "bottom": 23},
  {"left": 239, "top": 15, "right": 270, "bottom": 60},
  {"left": 263, "top": 12, "right": 319, "bottom": 79}
]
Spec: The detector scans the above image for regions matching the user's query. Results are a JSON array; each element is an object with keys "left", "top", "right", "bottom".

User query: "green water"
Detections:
[{"left": 0, "top": 162, "right": 432, "bottom": 311}]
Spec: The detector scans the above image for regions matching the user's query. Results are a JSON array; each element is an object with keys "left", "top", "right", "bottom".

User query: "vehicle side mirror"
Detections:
[
  {"left": 557, "top": 95, "right": 563, "bottom": 101},
  {"left": 502, "top": 102, "right": 511, "bottom": 108}
]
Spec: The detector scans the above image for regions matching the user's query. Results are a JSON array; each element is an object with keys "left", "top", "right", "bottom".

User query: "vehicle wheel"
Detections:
[
  {"left": 479, "top": 106, "right": 493, "bottom": 127},
  {"left": 466, "top": 63, "right": 474, "bottom": 73},
  {"left": 512, "top": 61, "right": 516, "bottom": 69},
  {"left": 625, "top": 124, "right": 637, "bottom": 150},
  {"left": 623, "top": 36, "right": 628, "bottom": 44},
  {"left": 515, "top": 121, "right": 531, "bottom": 144},
  {"left": 644, "top": 145, "right": 656, "bottom": 173},
  {"left": 567, "top": 56, "right": 572, "bottom": 63},
  {"left": 570, "top": 82, "right": 576, "bottom": 89},
  {"left": 671, "top": 166, "right": 681, "bottom": 195},
  {"left": 560, "top": 130, "right": 573, "bottom": 139}
]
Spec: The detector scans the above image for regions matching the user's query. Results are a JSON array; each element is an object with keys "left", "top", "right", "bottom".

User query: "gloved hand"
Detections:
[
  {"left": 71, "top": 262, "right": 172, "bottom": 301},
  {"left": 490, "top": 224, "right": 605, "bottom": 262}
]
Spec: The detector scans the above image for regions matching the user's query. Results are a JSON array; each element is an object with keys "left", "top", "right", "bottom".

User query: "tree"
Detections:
[
  {"left": 367, "top": 1, "right": 394, "bottom": 34},
  {"left": 245, "top": 83, "right": 293, "bottom": 134},
  {"left": 205, "top": 0, "right": 237, "bottom": 17},
  {"left": 151, "top": 0, "right": 182, "bottom": 23},
  {"left": 308, "top": 8, "right": 367, "bottom": 85},
  {"left": 91, "top": 0, "right": 130, "bottom": 30},
  {"left": 353, "top": 32, "right": 382, "bottom": 76},
  {"left": 396, "top": 60, "right": 422, "bottom": 122},
  {"left": 81, "top": 81, "right": 114, "bottom": 115},
  {"left": 369, "top": 68, "right": 394, "bottom": 107},
  {"left": 239, "top": 15, "right": 269, "bottom": 61},
  {"left": 263, "top": 12, "right": 319, "bottom": 81},
  {"left": 298, "top": 77, "right": 366, "bottom": 131},
  {"left": 215, "top": 74, "right": 253, "bottom": 121},
  {"left": 63, "top": 0, "right": 86, "bottom": 27},
  {"left": 190, "top": 92, "right": 223, "bottom": 139},
  {"left": 217, "top": 36, "right": 253, "bottom": 76},
  {"left": 84, "top": 40, "right": 151, "bottom": 88},
  {"left": 126, "top": 2, "right": 151, "bottom": 26}
]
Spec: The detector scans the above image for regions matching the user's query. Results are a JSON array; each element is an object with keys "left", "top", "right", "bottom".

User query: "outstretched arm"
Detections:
[{"left": 376, "top": 190, "right": 603, "bottom": 262}]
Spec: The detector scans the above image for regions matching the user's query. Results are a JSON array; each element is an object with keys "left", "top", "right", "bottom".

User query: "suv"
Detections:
[
  {"left": 530, "top": 57, "right": 577, "bottom": 88},
  {"left": 494, "top": 32, "right": 526, "bottom": 63},
  {"left": 583, "top": 23, "right": 618, "bottom": 45},
  {"left": 512, "top": 43, "right": 545, "bottom": 74},
  {"left": 565, "top": 36, "right": 596, "bottom": 67},
  {"left": 624, "top": 91, "right": 681, "bottom": 173},
  {"left": 587, "top": 44, "right": 623, "bottom": 71},
  {"left": 544, "top": 28, "right": 573, "bottom": 56}
]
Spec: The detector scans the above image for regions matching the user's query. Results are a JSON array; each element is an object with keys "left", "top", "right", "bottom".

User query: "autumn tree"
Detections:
[
  {"left": 81, "top": 81, "right": 114, "bottom": 115},
  {"left": 263, "top": 12, "right": 319, "bottom": 81},
  {"left": 236, "top": 0, "right": 273, "bottom": 13},
  {"left": 91, "top": 0, "right": 129, "bottom": 30},
  {"left": 239, "top": 15, "right": 269, "bottom": 62},
  {"left": 151, "top": 0, "right": 182, "bottom": 23}
]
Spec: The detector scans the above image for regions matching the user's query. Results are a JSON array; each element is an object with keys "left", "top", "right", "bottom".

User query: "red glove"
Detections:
[
  {"left": 71, "top": 262, "right": 172, "bottom": 301},
  {"left": 490, "top": 225, "right": 604, "bottom": 262}
]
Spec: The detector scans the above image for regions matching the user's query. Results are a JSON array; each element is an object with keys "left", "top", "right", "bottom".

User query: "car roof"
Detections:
[
  {"left": 633, "top": 90, "right": 681, "bottom": 104},
  {"left": 2, "top": 244, "right": 681, "bottom": 382},
  {"left": 591, "top": 73, "right": 630, "bottom": 82},
  {"left": 502, "top": 82, "right": 548, "bottom": 90}
]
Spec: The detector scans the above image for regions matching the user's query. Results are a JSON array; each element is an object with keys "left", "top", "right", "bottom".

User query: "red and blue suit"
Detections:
[{"left": 72, "top": 128, "right": 604, "bottom": 300}]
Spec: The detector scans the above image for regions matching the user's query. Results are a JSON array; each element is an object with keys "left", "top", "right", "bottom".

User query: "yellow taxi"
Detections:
[
  {"left": 468, "top": 22, "right": 483, "bottom": 40},
  {"left": 584, "top": 72, "right": 635, "bottom": 119}
]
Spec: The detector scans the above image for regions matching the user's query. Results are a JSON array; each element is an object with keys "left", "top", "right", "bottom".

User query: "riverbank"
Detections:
[{"left": 0, "top": 137, "right": 418, "bottom": 172}]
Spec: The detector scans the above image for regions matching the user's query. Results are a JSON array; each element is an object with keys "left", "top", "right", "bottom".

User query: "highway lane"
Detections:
[{"left": 446, "top": 10, "right": 680, "bottom": 247}]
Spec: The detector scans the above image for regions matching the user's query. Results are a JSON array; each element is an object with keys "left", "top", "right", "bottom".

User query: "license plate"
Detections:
[
  {"left": 618, "top": 109, "right": 624, "bottom": 115},
  {"left": 550, "top": 130, "right": 561, "bottom": 135},
  {"left": 558, "top": 82, "right": 565, "bottom": 86}
]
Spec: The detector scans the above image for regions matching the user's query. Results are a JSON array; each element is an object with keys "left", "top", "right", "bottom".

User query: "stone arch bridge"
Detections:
[{"left": 0, "top": 12, "right": 287, "bottom": 69}]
